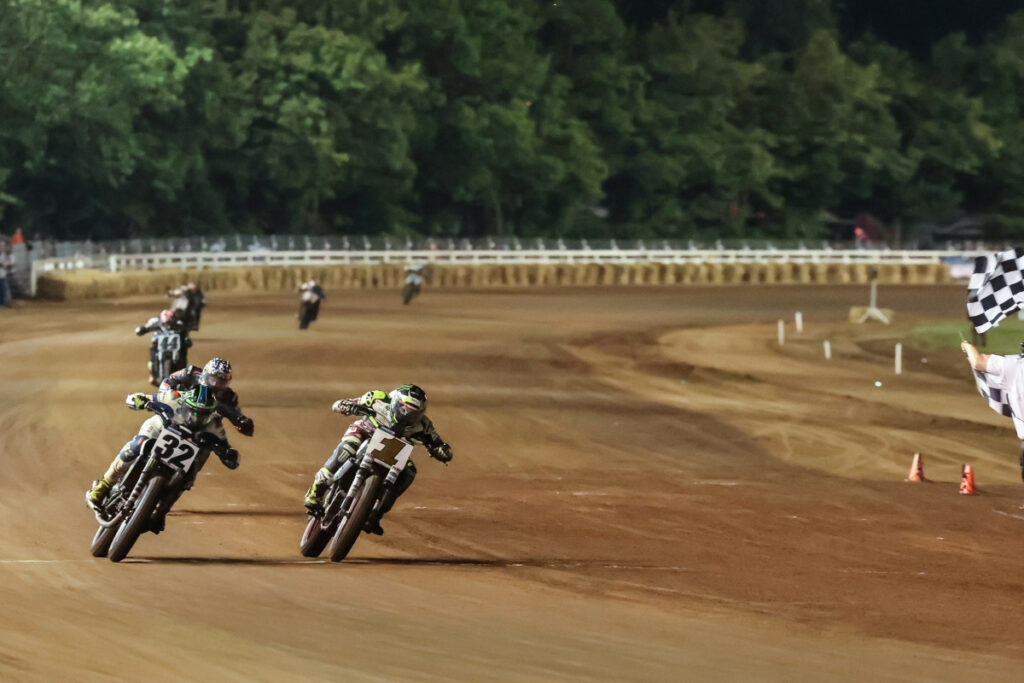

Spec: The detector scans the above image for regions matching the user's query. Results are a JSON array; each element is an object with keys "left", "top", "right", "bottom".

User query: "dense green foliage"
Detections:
[{"left": 0, "top": 0, "right": 1022, "bottom": 240}]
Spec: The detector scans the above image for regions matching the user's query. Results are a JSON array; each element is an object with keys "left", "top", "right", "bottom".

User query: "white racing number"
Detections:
[
  {"left": 365, "top": 430, "right": 413, "bottom": 470},
  {"left": 151, "top": 428, "right": 200, "bottom": 472}
]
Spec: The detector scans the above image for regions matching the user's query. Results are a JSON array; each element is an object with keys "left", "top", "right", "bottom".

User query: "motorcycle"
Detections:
[
  {"left": 89, "top": 403, "right": 236, "bottom": 562},
  {"left": 168, "top": 289, "right": 203, "bottom": 331},
  {"left": 298, "top": 291, "right": 322, "bottom": 330},
  {"left": 150, "top": 329, "right": 186, "bottom": 387},
  {"left": 300, "top": 416, "right": 415, "bottom": 562},
  {"left": 401, "top": 268, "right": 426, "bottom": 305}
]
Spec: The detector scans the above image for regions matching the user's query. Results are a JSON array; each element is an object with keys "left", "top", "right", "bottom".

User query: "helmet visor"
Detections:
[
  {"left": 392, "top": 400, "right": 424, "bottom": 427},
  {"left": 182, "top": 402, "right": 215, "bottom": 428}
]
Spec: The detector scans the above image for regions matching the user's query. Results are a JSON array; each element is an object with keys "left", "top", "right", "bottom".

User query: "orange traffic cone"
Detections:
[
  {"left": 906, "top": 453, "right": 926, "bottom": 482},
  {"left": 11, "top": 228, "right": 23, "bottom": 245},
  {"left": 959, "top": 464, "right": 977, "bottom": 495}
]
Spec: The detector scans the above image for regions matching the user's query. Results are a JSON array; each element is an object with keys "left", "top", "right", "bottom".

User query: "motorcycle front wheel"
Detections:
[
  {"left": 327, "top": 474, "right": 381, "bottom": 563},
  {"left": 108, "top": 475, "right": 165, "bottom": 563}
]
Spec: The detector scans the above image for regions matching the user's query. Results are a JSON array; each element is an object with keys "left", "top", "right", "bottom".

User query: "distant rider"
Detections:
[
  {"left": 160, "top": 358, "right": 254, "bottom": 436},
  {"left": 86, "top": 386, "right": 239, "bottom": 530},
  {"left": 136, "top": 309, "right": 191, "bottom": 384},
  {"left": 169, "top": 282, "right": 206, "bottom": 331},
  {"left": 304, "top": 384, "right": 452, "bottom": 534},
  {"left": 298, "top": 280, "right": 326, "bottom": 329}
]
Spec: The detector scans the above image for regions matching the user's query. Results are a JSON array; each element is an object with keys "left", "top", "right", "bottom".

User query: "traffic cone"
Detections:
[
  {"left": 959, "top": 464, "right": 977, "bottom": 495},
  {"left": 11, "top": 228, "right": 23, "bottom": 245},
  {"left": 906, "top": 453, "right": 926, "bottom": 482}
]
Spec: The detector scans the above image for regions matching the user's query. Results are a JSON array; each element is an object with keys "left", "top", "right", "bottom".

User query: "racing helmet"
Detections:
[
  {"left": 159, "top": 309, "right": 176, "bottom": 325},
  {"left": 181, "top": 385, "right": 217, "bottom": 428},
  {"left": 390, "top": 384, "right": 427, "bottom": 429},
  {"left": 201, "top": 357, "right": 232, "bottom": 389}
]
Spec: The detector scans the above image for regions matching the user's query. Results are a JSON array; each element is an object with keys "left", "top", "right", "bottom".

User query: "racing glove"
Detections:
[
  {"left": 429, "top": 442, "right": 453, "bottom": 463},
  {"left": 125, "top": 392, "right": 150, "bottom": 410},
  {"left": 234, "top": 416, "right": 255, "bottom": 437},
  {"left": 332, "top": 399, "right": 359, "bottom": 415},
  {"left": 135, "top": 326, "right": 147, "bottom": 336},
  {"left": 218, "top": 448, "right": 240, "bottom": 470}
]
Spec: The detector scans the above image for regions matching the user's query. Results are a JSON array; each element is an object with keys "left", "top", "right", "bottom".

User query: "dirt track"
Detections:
[{"left": 4, "top": 286, "right": 1024, "bottom": 681}]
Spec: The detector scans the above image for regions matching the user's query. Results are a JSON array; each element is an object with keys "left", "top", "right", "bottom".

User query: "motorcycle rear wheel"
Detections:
[
  {"left": 327, "top": 474, "right": 381, "bottom": 563},
  {"left": 108, "top": 475, "right": 165, "bottom": 563}
]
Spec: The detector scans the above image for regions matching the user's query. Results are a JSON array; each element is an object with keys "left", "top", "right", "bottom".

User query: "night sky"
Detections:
[
  {"left": 839, "top": 0, "right": 1023, "bottom": 58},
  {"left": 613, "top": 0, "right": 1023, "bottom": 58}
]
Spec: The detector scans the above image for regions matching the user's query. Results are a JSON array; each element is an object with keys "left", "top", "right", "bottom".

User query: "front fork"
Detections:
[
  {"left": 339, "top": 453, "right": 373, "bottom": 515},
  {"left": 339, "top": 454, "right": 400, "bottom": 516}
]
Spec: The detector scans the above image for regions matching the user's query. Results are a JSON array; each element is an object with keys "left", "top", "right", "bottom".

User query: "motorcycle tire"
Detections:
[
  {"left": 108, "top": 475, "right": 165, "bottom": 563},
  {"left": 327, "top": 474, "right": 381, "bottom": 563},
  {"left": 90, "top": 523, "right": 118, "bottom": 558},
  {"left": 299, "top": 515, "right": 333, "bottom": 558},
  {"left": 402, "top": 285, "right": 415, "bottom": 305}
]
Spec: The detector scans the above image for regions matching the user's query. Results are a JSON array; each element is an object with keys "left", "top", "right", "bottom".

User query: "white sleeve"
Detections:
[{"left": 985, "top": 354, "right": 1009, "bottom": 388}]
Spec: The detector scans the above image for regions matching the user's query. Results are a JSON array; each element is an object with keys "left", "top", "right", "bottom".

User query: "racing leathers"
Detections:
[
  {"left": 305, "top": 389, "right": 452, "bottom": 533},
  {"left": 160, "top": 365, "right": 254, "bottom": 436},
  {"left": 86, "top": 391, "right": 238, "bottom": 523}
]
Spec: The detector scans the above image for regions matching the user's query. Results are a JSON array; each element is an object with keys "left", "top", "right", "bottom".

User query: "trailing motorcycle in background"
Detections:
[
  {"left": 298, "top": 282, "right": 325, "bottom": 329},
  {"left": 301, "top": 415, "right": 417, "bottom": 562},
  {"left": 150, "top": 329, "right": 186, "bottom": 387},
  {"left": 401, "top": 265, "right": 428, "bottom": 305},
  {"left": 89, "top": 402, "right": 238, "bottom": 562}
]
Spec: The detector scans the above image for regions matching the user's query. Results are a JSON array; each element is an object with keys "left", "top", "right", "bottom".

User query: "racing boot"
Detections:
[
  {"left": 86, "top": 457, "right": 130, "bottom": 510},
  {"left": 363, "top": 488, "right": 397, "bottom": 536},
  {"left": 86, "top": 479, "right": 112, "bottom": 510},
  {"left": 304, "top": 467, "right": 332, "bottom": 512}
]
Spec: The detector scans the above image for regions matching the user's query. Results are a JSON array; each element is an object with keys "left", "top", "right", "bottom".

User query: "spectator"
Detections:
[{"left": 0, "top": 237, "right": 13, "bottom": 307}]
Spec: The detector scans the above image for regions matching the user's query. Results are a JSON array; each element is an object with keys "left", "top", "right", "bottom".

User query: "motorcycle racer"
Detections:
[
  {"left": 86, "top": 386, "right": 238, "bottom": 522},
  {"left": 136, "top": 309, "right": 191, "bottom": 384},
  {"left": 304, "top": 384, "right": 452, "bottom": 534},
  {"left": 159, "top": 358, "right": 254, "bottom": 437}
]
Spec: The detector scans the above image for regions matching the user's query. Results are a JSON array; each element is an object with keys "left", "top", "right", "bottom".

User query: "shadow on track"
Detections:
[
  {"left": 125, "top": 556, "right": 687, "bottom": 570},
  {"left": 169, "top": 509, "right": 296, "bottom": 517}
]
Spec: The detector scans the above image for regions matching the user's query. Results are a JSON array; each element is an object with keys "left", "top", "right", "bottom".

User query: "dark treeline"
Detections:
[{"left": 1, "top": 0, "right": 1022, "bottom": 242}]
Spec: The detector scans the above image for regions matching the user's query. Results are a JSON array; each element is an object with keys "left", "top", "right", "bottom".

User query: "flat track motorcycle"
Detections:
[
  {"left": 89, "top": 403, "right": 237, "bottom": 562},
  {"left": 300, "top": 418, "right": 415, "bottom": 562}
]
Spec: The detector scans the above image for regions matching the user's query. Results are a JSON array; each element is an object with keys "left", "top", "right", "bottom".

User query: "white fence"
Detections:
[{"left": 30, "top": 248, "right": 982, "bottom": 295}]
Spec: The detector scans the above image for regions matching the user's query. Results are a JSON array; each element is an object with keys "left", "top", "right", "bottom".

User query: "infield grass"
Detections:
[{"left": 911, "top": 317, "right": 1024, "bottom": 355}]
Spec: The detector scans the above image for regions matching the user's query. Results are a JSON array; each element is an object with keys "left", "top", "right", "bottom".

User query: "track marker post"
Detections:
[
  {"left": 795, "top": 312, "right": 803, "bottom": 333},
  {"left": 895, "top": 343, "right": 902, "bottom": 375},
  {"left": 824, "top": 340, "right": 832, "bottom": 359},
  {"left": 777, "top": 319, "right": 785, "bottom": 346}
]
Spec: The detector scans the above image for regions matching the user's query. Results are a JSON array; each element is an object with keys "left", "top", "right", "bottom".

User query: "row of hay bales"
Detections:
[{"left": 35, "top": 261, "right": 956, "bottom": 301}]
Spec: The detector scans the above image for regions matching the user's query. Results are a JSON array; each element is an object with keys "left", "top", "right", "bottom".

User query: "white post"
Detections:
[
  {"left": 895, "top": 343, "right": 902, "bottom": 375},
  {"left": 824, "top": 340, "right": 832, "bottom": 360},
  {"left": 777, "top": 319, "right": 785, "bottom": 346},
  {"left": 795, "top": 311, "right": 803, "bottom": 333}
]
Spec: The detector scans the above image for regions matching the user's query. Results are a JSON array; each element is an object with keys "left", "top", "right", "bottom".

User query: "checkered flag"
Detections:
[
  {"left": 973, "top": 367, "right": 1024, "bottom": 438},
  {"left": 967, "top": 248, "right": 1024, "bottom": 333},
  {"left": 973, "top": 368, "right": 1013, "bottom": 418}
]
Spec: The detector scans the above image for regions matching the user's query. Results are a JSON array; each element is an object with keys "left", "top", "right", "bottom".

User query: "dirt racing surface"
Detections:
[{"left": 3, "top": 285, "right": 1024, "bottom": 681}]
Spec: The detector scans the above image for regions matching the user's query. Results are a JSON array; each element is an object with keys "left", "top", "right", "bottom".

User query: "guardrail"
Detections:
[{"left": 30, "top": 248, "right": 983, "bottom": 295}]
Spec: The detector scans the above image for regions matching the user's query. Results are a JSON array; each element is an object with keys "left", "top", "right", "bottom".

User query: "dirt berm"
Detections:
[{"left": 36, "top": 262, "right": 955, "bottom": 300}]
